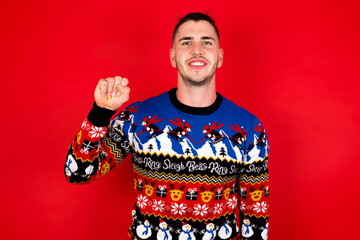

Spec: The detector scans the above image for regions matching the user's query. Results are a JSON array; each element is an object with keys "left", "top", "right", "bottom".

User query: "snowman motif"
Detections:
[
  {"left": 179, "top": 222, "right": 196, "bottom": 240},
  {"left": 157, "top": 219, "right": 172, "bottom": 240},
  {"left": 131, "top": 210, "right": 138, "bottom": 221},
  {"left": 202, "top": 222, "right": 216, "bottom": 240},
  {"left": 136, "top": 219, "right": 152, "bottom": 239},
  {"left": 260, "top": 220, "right": 269, "bottom": 240},
  {"left": 241, "top": 218, "right": 254, "bottom": 238},
  {"left": 83, "top": 164, "right": 94, "bottom": 178},
  {"left": 65, "top": 154, "right": 78, "bottom": 176},
  {"left": 232, "top": 215, "right": 240, "bottom": 234},
  {"left": 218, "top": 218, "right": 232, "bottom": 239}
]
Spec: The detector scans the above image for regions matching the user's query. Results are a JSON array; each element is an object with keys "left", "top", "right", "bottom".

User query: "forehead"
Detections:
[{"left": 174, "top": 20, "right": 219, "bottom": 42}]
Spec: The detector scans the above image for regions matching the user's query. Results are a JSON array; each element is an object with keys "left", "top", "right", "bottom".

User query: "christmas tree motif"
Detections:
[
  {"left": 219, "top": 147, "right": 227, "bottom": 158},
  {"left": 148, "top": 144, "right": 154, "bottom": 152},
  {"left": 185, "top": 148, "right": 191, "bottom": 155}
]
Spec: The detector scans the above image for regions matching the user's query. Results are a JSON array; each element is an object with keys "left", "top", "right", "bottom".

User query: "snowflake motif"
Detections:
[
  {"left": 213, "top": 203, "right": 224, "bottom": 215},
  {"left": 226, "top": 196, "right": 238, "bottom": 210},
  {"left": 152, "top": 200, "right": 165, "bottom": 212},
  {"left": 252, "top": 201, "right": 268, "bottom": 213},
  {"left": 89, "top": 126, "right": 106, "bottom": 138},
  {"left": 170, "top": 202, "right": 187, "bottom": 215},
  {"left": 81, "top": 120, "right": 90, "bottom": 130},
  {"left": 137, "top": 194, "right": 149, "bottom": 209},
  {"left": 193, "top": 203, "right": 209, "bottom": 217},
  {"left": 240, "top": 201, "right": 247, "bottom": 211}
]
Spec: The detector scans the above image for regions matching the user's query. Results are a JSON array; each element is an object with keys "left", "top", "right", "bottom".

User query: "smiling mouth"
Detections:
[
  {"left": 187, "top": 58, "right": 207, "bottom": 69},
  {"left": 190, "top": 61, "right": 205, "bottom": 66}
]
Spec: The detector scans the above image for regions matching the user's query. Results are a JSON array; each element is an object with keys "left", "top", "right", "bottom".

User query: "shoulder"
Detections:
[
  {"left": 118, "top": 90, "right": 171, "bottom": 116},
  {"left": 138, "top": 91, "right": 169, "bottom": 107},
  {"left": 220, "top": 96, "right": 258, "bottom": 122}
]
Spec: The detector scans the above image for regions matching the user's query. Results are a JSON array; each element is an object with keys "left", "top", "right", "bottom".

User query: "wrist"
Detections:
[{"left": 87, "top": 102, "right": 116, "bottom": 127}]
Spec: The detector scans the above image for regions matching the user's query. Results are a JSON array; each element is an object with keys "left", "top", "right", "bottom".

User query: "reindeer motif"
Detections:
[
  {"left": 254, "top": 124, "right": 267, "bottom": 147},
  {"left": 199, "top": 122, "right": 225, "bottom": 144},
  {"left": 229, "top": 124, "right": 247, "bottom": 149},
  {"left": 119, "top": 106, "right": 138, "bottom": 122},
  {"left": 168, "top": 118, "right": 195, "bottom": 143},
  {"left": 249, "top": 185, "right": 264, "bottom": 202},
  {"left": 246, "top": 124, "right": 267, "bottom": 160},
  {"left": 137, "top": 116, "right": 163, "bottom": 138},
  {"left": 144, "top": 180, "right": 156, "bottom": 197},
  {"left": 169, "top": 184, "right": 186, "bottom": 201},
  {"left": 200, "top": 186, "right": 216, "bottom": 203}
]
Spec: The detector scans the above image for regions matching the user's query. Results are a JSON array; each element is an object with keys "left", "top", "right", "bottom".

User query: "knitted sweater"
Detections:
[{"left": 65, "top": 89, "right": 270, "bottom": 240}]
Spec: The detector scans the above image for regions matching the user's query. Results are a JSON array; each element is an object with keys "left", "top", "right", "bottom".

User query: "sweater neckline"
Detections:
[{"left": 168, "top": 88, "right": 222, "bottom": 115}]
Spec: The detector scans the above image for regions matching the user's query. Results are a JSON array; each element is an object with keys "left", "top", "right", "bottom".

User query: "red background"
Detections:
[{"left": 1, "top": 0, "right": 359, "bottom": 239}]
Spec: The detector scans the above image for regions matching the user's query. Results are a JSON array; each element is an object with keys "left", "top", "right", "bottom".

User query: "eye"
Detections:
[
  {"left": 182, "top": 41, "right": 191, "bottom": 46},
  {"left": 203, "top": 41, "right": 212, "bottom": 45}
]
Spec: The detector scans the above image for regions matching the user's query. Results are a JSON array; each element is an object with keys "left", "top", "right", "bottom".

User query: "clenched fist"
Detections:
[{"left": 94, "top": 76, "right": 130, "bottom": 111}]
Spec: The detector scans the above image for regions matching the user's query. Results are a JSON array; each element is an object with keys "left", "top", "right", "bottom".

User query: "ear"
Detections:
[
  {"left": 217, "top": 48, "right": 224, "bottom": 68},
  {"left": 169, "top": 48, "right": 176, "bottom": 68}
]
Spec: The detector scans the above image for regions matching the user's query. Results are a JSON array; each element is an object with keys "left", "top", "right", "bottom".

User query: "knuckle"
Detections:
[{"left": 106, "top": 77, "right": 115, "bottom": 82}]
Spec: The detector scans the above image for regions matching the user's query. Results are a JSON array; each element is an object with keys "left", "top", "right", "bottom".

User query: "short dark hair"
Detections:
[{"left": 172, "top": 12, "right": 220, "bottom": 44}]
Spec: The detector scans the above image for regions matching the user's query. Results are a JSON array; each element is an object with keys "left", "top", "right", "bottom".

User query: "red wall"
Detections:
[{"left": 1, "top": 0, "right": 359, "bottom": 239}]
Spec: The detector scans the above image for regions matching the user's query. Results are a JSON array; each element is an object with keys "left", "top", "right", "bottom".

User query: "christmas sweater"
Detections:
[{"left": 65, "top": 88, "right": 270, "bottom": 240}]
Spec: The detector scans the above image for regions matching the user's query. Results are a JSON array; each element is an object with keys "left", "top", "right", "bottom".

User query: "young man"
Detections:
[{"left": 65, "top": 13, "right": 270, "bottom": 240}]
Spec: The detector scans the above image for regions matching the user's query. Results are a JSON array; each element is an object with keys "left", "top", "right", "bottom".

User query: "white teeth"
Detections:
[{"left": 190, "top": 62, "right": 204, "bottom": 66}]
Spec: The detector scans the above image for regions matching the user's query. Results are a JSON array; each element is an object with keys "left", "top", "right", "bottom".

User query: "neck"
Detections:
[{"left": 177, "top": 78, "right": 217, "bottom": 107}]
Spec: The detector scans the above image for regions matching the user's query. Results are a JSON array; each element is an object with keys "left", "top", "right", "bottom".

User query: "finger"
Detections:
[
  {"left": 97, "top": 79, "right": 108, "bottom": 98},
  {"left": 113, "top": 76, "right": 122, "bottom": 97},
  {"left": 105, "top": 77, "right": 115, "bottom": 97},
  {"left": 115, "top": 77, "right": 129, "bottom": 93},
  {"left": 117, "top": 86, "right": 130, "bottom": 99},
  {"left": 121, "top": 77, "right": 129, "bottom": 87}
]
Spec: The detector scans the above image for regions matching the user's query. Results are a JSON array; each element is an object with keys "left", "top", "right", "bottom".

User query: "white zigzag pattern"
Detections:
[
  {"left": 103, "top": 138, "right": 125, "bottom": 163},
  {"left": 133, "top": 165, "right": 237, "bottom": 184},
  {"left": 240, "top": 174, "right": 269, "bottom": 183}
]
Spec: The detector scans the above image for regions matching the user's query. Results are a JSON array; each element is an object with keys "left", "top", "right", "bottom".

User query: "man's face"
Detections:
[{"left": 170, "top": 20, "right": 223, "bottom": 87}]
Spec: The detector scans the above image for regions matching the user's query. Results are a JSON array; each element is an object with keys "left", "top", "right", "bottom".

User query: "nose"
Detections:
[{"left": 190, "top": 42, "right": 204, "bottom": 56}]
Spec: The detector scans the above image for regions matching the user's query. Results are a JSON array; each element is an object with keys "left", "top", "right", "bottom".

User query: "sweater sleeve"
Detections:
[
  {"left": 64, "top": 102, "right": 135, "bottom": 184},
  {"left": 239, "top": 116, "right": 270, "bottom": 240}
]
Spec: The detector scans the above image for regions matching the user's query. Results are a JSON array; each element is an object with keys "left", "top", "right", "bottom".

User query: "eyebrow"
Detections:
[
  {"left": 201, "top": 36, "right": 215, "bottom": 41},
  {"left": 178, "top": 36, "right": 216, "bottom": 42}
]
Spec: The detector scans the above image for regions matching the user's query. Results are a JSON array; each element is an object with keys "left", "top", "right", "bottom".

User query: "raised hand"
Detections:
[{"left": 94, "top": 76, "right": 130, "bottom": 111}]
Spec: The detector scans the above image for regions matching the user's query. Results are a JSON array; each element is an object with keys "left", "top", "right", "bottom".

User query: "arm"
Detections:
[
  {"left": 64, "top": 76, "right": 131, "bottom": 184},
  {"left": 239, "top": 117, "right": 270, "bottom": 240}
]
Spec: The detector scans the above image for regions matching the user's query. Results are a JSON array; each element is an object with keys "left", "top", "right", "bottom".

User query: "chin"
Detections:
[{"left": 184, "top": 78, "right": 210, "bottom": 87}]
